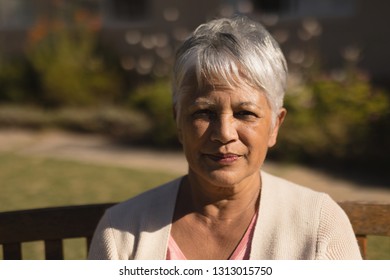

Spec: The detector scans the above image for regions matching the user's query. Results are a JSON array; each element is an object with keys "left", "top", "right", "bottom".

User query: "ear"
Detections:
[{"left": 268, "top": 108, "right": 287, "bottom": 148}]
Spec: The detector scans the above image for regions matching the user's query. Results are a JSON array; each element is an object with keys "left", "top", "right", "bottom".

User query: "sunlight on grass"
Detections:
[
  {"left": 63, "top": 238, "right": 88, "bottom": 260},
  {"left": 367, "top": 236, "right": 390, "bottom": 260},
  {"left": 22, "top": 241, "right": 45, "bottom": 260},
  {"left": 0, "top": 153, "right": 180, "bottom": 212}
]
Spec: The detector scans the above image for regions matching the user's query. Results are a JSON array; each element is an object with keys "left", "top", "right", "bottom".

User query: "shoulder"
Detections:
[
  {"left": 315, "top": 194, "right": 362, "bottom": 259},
  {"left": 260, "top": 170, "right": 342, "bottom": 225},
  {"left": 260, "top": 171, "right": 361, "bottom": 259},
  {"left": 88, "top": 177, "right": 182, "bottom": 259},
  {"left": 261, "top": 170, "right": 328, "bottom": 205},
  {"left": 252, "top": 171, "right": 329, "bottom": 259},
  {"left": 261, "top": 171, "right": 354, "bottom": 228}
]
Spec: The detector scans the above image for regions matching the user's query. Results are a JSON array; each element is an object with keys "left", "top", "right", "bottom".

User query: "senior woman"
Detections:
[{"left": 88, "top": 16, "right": 361, "bottom": 260}]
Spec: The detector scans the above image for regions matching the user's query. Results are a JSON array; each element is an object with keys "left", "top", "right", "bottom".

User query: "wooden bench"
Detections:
[
  {"left": 0, "top": 201, "right": 389, "bottom": 259},
  {"left": 0, "top": 203, "right": 114, "bottom": 260}
]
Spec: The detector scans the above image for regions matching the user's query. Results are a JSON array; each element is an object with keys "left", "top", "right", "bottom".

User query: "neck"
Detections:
[{"left": 177, "top": 170, "right": 261, "bottom": 221}]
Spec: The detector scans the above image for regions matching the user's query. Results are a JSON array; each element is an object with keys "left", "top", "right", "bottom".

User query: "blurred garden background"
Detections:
[{"left": 0, "top": 0, "right": 389, "bottom": 259}]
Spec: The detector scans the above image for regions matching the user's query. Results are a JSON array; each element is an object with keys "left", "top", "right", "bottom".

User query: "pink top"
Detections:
[{"left": 166, "top": 212, "right": 258, "bottom": 260}]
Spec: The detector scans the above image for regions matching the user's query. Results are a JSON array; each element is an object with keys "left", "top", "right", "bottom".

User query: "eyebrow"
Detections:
[
  {"left": 190, "top": 100, "right": 264, "bottom": 111},
  {"left": 238, "top": 102, "right": 261, "bottom": 109},
  {"left": 236, "top": 102, "right": 266, "bottom": 112},
  {"left": 190, "top": 100, "right": 215, "bottom": 107}
]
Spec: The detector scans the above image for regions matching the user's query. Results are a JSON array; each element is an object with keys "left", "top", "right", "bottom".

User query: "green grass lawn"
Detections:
[
  {"left": 0, "top": 153, "right": 180, "bottom": 212},
  {"left": 0, "top": 152, "right": 388, "bottom": 259}
]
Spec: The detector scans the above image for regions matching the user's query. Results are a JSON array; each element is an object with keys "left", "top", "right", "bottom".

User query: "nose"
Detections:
[{"left": 210, "top": 114, "right": 238, "bottom": 144}]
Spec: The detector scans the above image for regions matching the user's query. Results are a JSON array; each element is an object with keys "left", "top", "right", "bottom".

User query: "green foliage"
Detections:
[
  {"left": 54, "top": 107, "right": 151, "bottom": 141},
  {"left": 0, "top": 105, "right": 151, "bottom": 142},
  {"left": 128, "top": 79, "right": 179, "bottom": 147},
  {"left": 27, "top": 27, "right": 120, "bottom": 106},
  {"left": 276, "top": 68, "right": 390, "bottom": 162},
  {"left": 0, "top": 55, "right": 36, "bottom": 103}
]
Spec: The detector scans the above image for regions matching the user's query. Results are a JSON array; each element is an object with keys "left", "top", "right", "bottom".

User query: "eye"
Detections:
[
  {"left": 192, "top": 109, "right": 216, "bottom": 120},
  {"left": 234, "top": 110, "right": 258, "bottom": 119}
]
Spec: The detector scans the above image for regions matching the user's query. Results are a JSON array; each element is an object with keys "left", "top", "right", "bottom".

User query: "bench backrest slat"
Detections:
[
  {"left": 45, "top": 239, "right": 64, "bottom": 260},
  {"left": 338, "top": 201, "right": 390, "bottom": 236},
  {"left": 3, "top": 243, "right": 22, "bottom": 260}
]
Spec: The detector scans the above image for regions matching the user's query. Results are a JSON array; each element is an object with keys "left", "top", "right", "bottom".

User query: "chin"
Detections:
[{"left": 198, "top": 168, "right": 255, "bottom": 188}]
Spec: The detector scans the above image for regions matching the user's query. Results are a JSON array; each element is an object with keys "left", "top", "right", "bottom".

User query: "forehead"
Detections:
[{"left": 183, "top": 82, "right": 268, "bottom": 107}]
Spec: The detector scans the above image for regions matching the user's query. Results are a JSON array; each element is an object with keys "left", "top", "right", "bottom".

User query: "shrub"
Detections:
[
  {"left": 0, "top": 55, "right": 38, "bottom": 104},
  {"left": 127, "top": 79, "right": 179, "bottom": 147},
  {"left": 54, "top": 107, "right": 151, "bottom": 141},
  {"left": 0, "top": 105, "right": 151, "bottom": 142},
  {"left": 27, "top": 28, "right": 120, "bottom": 107},
  {"left": 24, "top": 6, "right": 122, "bottom": 108},
  {"left": 0, "top": 105, "right": 49, "bottom": 129},
  {"left": 273, "top": 68, "right": 390, "bottom": 163}
]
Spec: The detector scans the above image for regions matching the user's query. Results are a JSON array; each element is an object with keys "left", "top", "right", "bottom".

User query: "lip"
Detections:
[{"left": 204, "top": 153, "right": 242, "bottom": 164}]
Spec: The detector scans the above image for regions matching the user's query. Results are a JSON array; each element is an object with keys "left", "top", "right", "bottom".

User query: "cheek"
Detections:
[
  {"left": 192, "top": 120, "right": 209, "bottom": 137},
  {"left": 179, "top": 119, "right": 209, "bottom": 144},
  {"left": 251, "top": 131, "right": 269, "bottom": 149},
  {"left": 244, "top": 124, "right": 273, "bottom": 150}
]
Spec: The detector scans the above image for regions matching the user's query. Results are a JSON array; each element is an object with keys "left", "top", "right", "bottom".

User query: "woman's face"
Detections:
[{"left": 176, "top": 81, "right": 286, "bottom": 188}]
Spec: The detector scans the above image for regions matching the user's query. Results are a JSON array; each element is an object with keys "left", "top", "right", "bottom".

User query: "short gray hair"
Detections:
[{"left": 172, "top": 16, "right": 288, "bottom": 123}]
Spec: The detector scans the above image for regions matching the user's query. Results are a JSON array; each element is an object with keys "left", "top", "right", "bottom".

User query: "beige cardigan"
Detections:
[{"left": 88, "top": 171, "right": 362, "bottom": 260}]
